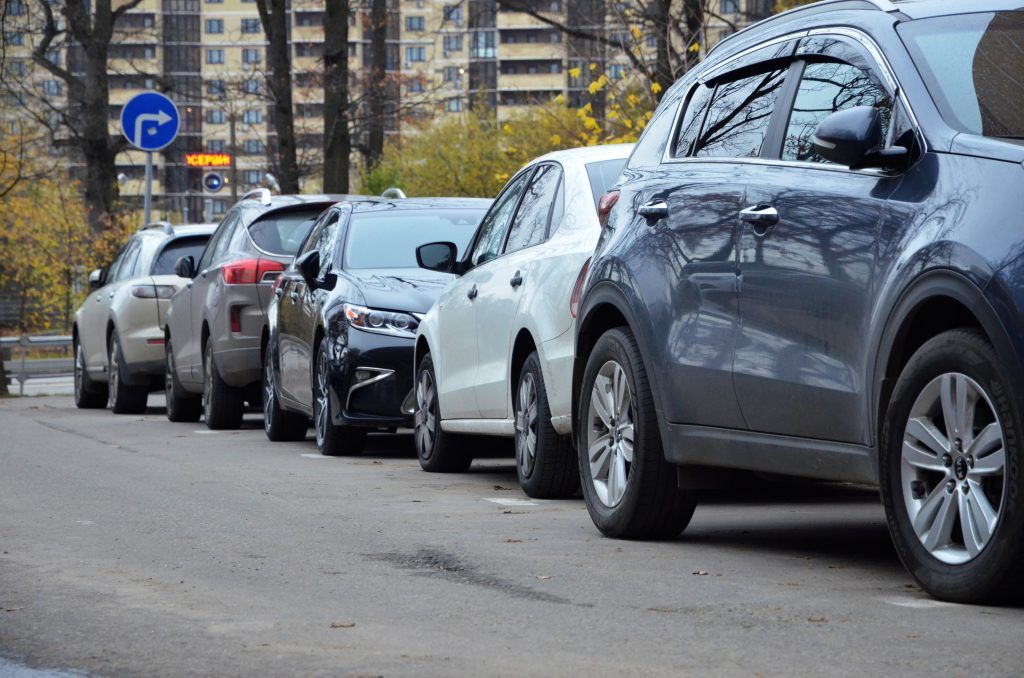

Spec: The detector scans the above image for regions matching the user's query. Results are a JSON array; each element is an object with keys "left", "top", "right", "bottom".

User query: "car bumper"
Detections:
[
  {"left": 118, "top": 324, "right": 168, "bottom": 385},
  {"left": 327, "top": 327, "right": 416, "bottom": 429}
]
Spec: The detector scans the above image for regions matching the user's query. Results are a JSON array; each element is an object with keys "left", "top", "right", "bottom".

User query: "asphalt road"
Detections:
[{"left": 2, "top": 395, "right": 1023, "bottom": 677}]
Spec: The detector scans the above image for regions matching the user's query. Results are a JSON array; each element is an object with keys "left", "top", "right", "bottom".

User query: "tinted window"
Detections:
[
  {"left": 673, "top": 84, "right": 714, "bottom": 157},
  {"left": 248, "top": 210, "right": 321, "bottom": 256},
  {"left": 106, "top": 243, "right": 130, "bottom": 283},
  {"left": 310, "top": 213, "right": 341, "bottom": 277},
  {"left": 471, "top": 171, "right": 531, "bottom": 266},
  {"left": 345, "top": 208, "right": 485, "bottom": 270},
  {"left": 200, "top": 212, "right": 238, "bottom": 270},
  {"left": 505, "top": 164, "right": 562, "bottom": 253},
  {"left": 585, "top": 158, "right": 627, "bottom": 209},
  {"left": 151, "top": 236, "right": 212, "bottom": 275},
  {"left": 899, "top": 11, "right": 1024, "bottom": 138},
  {"left": 627, "top": 85, "right": 684, "bottom": 168},
  {"left": 783, "top": 61, "right": 892, "bottom": 163},
  {"left": 694, "top": 68, "right": 787, "bottom": 158},
  {"left": 113, "top": 240, "right": 142, "bottom": 282},
  {"left": 297, "top": 210, "right": 335, "bottom": 258}
]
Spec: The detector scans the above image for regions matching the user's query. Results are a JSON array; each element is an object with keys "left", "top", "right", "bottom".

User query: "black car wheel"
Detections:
[
  {"left": 263, "top": 343, "right": 308, "bottom": 442},
  {"left": 881, "top": 328, "right": 1024, "bottom": 603},
  {"left": 165, "top": 337, "right": 202, "bottom": 422},
  {"left": 108, "top": 329, "right": 147, "bottom": 414},
  {"left": 578, "top": 327, "right": 696, "bottom": 539},
  {"left": 73, "top": 338, "right": 107, "bottom": 409},
  {"left": 203, "top": 340, "right": 243, "bottom": 430},
  {"left": 314, "top": 343, "right": 365, "bottom": 456},
  {"left": 515, "top": 351, "right": 577, "bottom": 498},
  {"left": 414, "top": 353, "right": 472, "bottom": 473}
]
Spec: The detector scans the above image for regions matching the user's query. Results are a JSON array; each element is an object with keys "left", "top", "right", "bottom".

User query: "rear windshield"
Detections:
[
  {"left": 344, "top": 208, "right": 485, "bottom": 270},
  {"left": 151, "top": 236, "right": 211, "bottom": 275},
  {"left": 899, "top": 11, "right": 1024, "bottom": 138},
  {"left": 249, "top": 210, "right": 322, "bottom": 256},
  {"left": 585, "top": 158, "right": 627, "bottom": 209}
]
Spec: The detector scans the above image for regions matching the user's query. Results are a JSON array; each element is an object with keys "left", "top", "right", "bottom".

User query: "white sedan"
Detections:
[{"left": 412, "top": 144, "right": 632, "bottom": 497}]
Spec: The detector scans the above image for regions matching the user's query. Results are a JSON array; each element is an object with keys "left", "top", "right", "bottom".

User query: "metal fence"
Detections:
[{"left": 1, "top": 335, "right": 74, "bottom": 396}]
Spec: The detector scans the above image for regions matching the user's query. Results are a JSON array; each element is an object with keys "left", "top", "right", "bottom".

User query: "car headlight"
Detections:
[{"left": 343, "top": 303, "right": 419, "bottom": 338}]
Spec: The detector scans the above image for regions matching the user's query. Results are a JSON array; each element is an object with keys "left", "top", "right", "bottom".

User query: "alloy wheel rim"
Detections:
[
  {"left": 203, "top": 344, "right": 213, "bottom": 421},
  {"left": 108, "top": 339, "right": 119, "bottom": 407},
  {"left": 74, "top": 344, "right": 83, "bottom": 400},
  {"left": 901, "top": 372, "right": 1006, "bottom": 565},
  {"left": 165, "top": 346, "right": 174, "bottom": 405},
  {"left": 586, "top": 360, "right": 635, "bottom": 508},
  {"left": 515, "top": 373, "right": 539, "bottom": 478},
  {"left": 314, "top": 351, "right": 328, "bottom": 448},
  {"left": 414, "top": 369, "right": 436, "bottom": 460},
  {"left": 263, "top": 352, "right": 275, "bottom": 432}
]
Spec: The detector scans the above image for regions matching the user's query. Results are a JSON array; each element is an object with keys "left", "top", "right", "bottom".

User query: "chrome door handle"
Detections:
[
  {"left": 739, "top": 204, "right": 779, "bottom": 237},
  {"left": 108, "top": 291, "right": 115, "bottom": 299},
  {"left": 467, "top": 284, "right": 478, "bottom": 300},
  {"left": 638, "top": 200, "right": 668, "bottom": 221},
  {"left": 509, "top": 271, "right": 523, "bottom": 288},
  {"left": 275, "top": 287, "right": 283, "bottom": 299},
  {"left": 289, "top": 291, "right": 299, "bottom": 303}
]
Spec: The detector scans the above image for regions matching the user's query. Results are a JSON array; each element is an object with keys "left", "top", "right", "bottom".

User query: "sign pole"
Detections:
[{"left": 143, "top": 151, "right": 153, "bottom": 226}]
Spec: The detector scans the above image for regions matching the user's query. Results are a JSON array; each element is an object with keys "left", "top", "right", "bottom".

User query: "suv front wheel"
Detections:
[
  {"left": 578, "top": 327, "right": 696, "bottom": 539},
  {"left": 881, "top": 328, "right": 1024, "bottom": 603}
]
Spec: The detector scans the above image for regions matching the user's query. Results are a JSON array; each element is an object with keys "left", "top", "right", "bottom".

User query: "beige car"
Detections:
[{"left": 73, "top": 222, "right": 215, "bottom": 413}]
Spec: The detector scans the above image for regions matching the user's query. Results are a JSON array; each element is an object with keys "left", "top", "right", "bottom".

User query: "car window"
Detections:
[
  {"left": 344, "top": 208, "right": 484, "bottom": 269},
  {"left": 504, "top": 164, "right": 562, "bottom": 254},
  {"left": 627, "top": 85, "right": 685, "bottom": 169},
  {"left": 470, "top": 171, "right": 531, "bottom": 266},
  {"left": 208, "top": 214, "right": 240, "bottom": 266},
  {"left": 199, "top": 211, "right": 238, "bottom": 271},
  {"left": 693, "top": 68, "right": 788, "bottom": 158},
  {"left": 585, "top": 158, "right": 628, "bottom": 210},
  {"left": 782, "top": 61, "right": 892, "bottom": 163},
  {"left": 151, "top": 236, "right": 212, "bottom": 276},
  {"left": 296, "top": 210, "right": 333, "bottom": 259},
  {"left": 248, "top": 209, "right": 321, "bottom": 256},
  {"left": 113, "top": 240, "right": 142, "bottom": 282},
  {"left": 673, "top": 84, "right": 714, "bottom": 158},
  {"left": 309, "top": 212, "right": 341, "bottom": 277},
  {"left": 106, "top": 243, "right": 129, "bottom": 284}
]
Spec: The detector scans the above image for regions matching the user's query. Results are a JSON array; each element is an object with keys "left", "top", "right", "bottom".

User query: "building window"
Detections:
[
  {"left": 241, "top": 18, "right": 260, "bottom": 33},
  {"left": 348, "top": 43, "right": 357, "bottom": 57},
  {"left": 609, "top": 63, "right": 627, "bottom": 79},
  {"left": 205, "top": 0, "right": 223, "bottom": 4},
  {"left": 3, "top": 32, "right": 23, "bottom": 46},
  {"left": 405, "top": 16, "right": 425, "bottom": 32},
  {"left": 243, "top": 139, "right": 264, "bottom": 154},
  {"left": 721, "top": 0, "right": 739, "bottom": 12},
  {"left": 445, "top": 98, "right": 463, "bottom": 112},
  {"left": 471, "top": 31, "right": 496, "bottom": 58},
  {"left": 206, "top": 49, "right": 225, "bottom": 64},
  {"left": 443, "top": 35, "right": 462, "bottom": 52},
  {"left": 42, "top": 80, "right": 62, "bottom": 96},
  {"left": 243, "top": 170, "right": 261, "bottom": 184},
  {"left": 6, "top": 1, "right": 25, "bottom": 15},
  {"left": 207, "top": 139, "right": 227, "bottom": 152},
  {"left": 242, "top": 79, "right": 261, "bottom": 94},
  {"left": 405, "top": 46, "right": 425, "bottom": 62},
  {"left": 242, "top": 109, "right": 262, "bottom": 124},
  {"left": 242, "top": 48, "right": 261, "bottom": 64},
  {"left": 207, "top": 79, "right": 225, "bottom": 96},
  {"left": 443, "top": 66, "right": 462, "bottom": 85},
  {"left": 443, "top": 5, "right": 463, "bottom": 23},
  {"left": 205, "top": 19, "right": 224, "bottom": 33},
  {"left": 207, "top": 109, "right": 226, "bottom": 124},
  {"left": 409, "top": 79, "right": 424, "bottom": 93}
]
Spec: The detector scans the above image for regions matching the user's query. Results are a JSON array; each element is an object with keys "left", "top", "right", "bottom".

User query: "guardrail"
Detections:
[{"left": 1, "top": 334, "right": 73, "bottom": 396}]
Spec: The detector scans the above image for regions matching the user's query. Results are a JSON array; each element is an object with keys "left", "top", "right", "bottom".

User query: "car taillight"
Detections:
[
  {"left": 597, "top": 190, "right": 620, "bottom": 228},
  {"left": 222, "top": 258, "right": 286, "bottom": 285},
  {"left": 570, "top": 258, "right": 591, "bottom": 319}
]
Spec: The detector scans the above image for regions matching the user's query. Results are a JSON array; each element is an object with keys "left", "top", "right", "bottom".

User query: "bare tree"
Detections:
[
  {"left": 362, "top": 0, "right": 388, "bottom": 170},
  {"left": 322, "top": 0, "right": 351, "bottom": 193},
  {"left": 255, "top": 0, "right": 300, "bottom": 194}
]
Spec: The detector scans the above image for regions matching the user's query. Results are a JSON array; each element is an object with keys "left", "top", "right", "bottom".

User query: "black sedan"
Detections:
[{"left": 263, "top": 197, "right": 490, "bottom": 455}]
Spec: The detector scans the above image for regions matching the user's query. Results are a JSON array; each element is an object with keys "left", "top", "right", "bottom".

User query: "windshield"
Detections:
[
  {"left": 248, "top": 210, "right": 322, "bottom": 256},
  {"left": 150, "top": 236, "right": 210, "bottom": 276},
  {"left": 344, "top": 208, "right": 485, "bottom": 270},
  {"left": 585, "top": 158, "right": 627, "bottom": 209},
  {"left": 899, "top": 11, "right": 1024, "bottom": 138}
]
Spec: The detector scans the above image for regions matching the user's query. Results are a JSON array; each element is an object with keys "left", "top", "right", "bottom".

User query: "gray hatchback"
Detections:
[{"left": 164, "top": 190, "right": 353, "bottom": 428}]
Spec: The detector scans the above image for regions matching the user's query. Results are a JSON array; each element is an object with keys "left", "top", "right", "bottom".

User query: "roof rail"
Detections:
[
  {"left": 142, "top": 221, "right": 174, "bottom": 236},
  {"left": 381, "top": 187, "right": 406, "bottom": 200},
  {"left": 241, "top": 188, "right": 272, "bottom": 205}
]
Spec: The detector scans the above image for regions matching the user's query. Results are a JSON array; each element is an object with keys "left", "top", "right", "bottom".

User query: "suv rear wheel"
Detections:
[
  {"left": 515, "top": 351, "right": 577, "bottom": 498},
  {"left": 578, "top": 327, "right": 696, "bottom": 539},
  {"left": 108, "top": 329, "right": 147, "bottom": 414},
  {"left": 881, "top": 328, "right": 1024, "bottom": 603},
  {"left": 203, "top": 340, "right": 243, "bottom": 429}
]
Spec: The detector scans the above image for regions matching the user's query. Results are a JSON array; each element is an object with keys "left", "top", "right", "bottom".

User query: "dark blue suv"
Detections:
[{"left": 574, "top": 0, "right": 1024, "bottom": 603}]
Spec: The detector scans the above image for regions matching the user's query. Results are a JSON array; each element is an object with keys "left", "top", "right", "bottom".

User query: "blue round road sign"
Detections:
[
  {"left": 203, "top": 173, "right": 224, "bottom": 193},
  {"left": 120, "top": 92, "right": 180, "bottom": 152}
]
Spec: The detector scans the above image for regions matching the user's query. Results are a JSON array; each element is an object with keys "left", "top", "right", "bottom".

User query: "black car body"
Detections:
[
  {"left": 264, "top": 197, "right": 490, "bottom": 454},
  {"left": 573, "top": 0, "right": 1024, "bottom": 602}
]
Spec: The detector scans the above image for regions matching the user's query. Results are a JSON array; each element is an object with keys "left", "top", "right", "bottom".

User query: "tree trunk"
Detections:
[
  {"left": 322, "top": 0, "right": 351, "bottom": 193},
  {"left": 255, "top": 0, "right": 300, "bottom": 194},
  {"left": 364, "top": 0, "right": 388, "bottom": 170}
]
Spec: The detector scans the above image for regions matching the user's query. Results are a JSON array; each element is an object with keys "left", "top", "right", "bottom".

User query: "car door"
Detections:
[
  {"left": 733, "top": 35, "right": 905, "bottom": 444},
  {"left": 627, "top": 53, "right": 793, "bottom": 430},
  {"left": 277, "top": 210, "right": 327, "bottom": 402},
  {"left": 186, "top": 209, "right": 241, "bottom": 379},
  {"left": 473, "top": 162, "right": 562, "bottom": 419},
  {"left": 81, "top": 241, "right": 133, "bottom": 370},
  {"left": 435, "top": 170, "right": 532, "bottom": 420}
]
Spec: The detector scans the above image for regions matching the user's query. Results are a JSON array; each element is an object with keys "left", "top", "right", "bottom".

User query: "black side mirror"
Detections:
[
  {"left": 174, "top": 256, "right": 195, "bottom": 279},
  {"left": 416, "top": 242, "right": 457, "bottom": 273},
  {"left": 87, "top": 268, "right": 105, "bottom": 289},
  {"left": 813, "top": 105, "right": 907, "bottom": 170},
  {"left": 295, "top": 249, "right": 321, "bottom": 287}
]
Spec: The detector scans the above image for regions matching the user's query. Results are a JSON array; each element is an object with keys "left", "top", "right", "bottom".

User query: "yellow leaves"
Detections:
[
  {"left": 502, "top": 124, "right": 512, "bottom": 134},
  {"left": 589, "top": 62, "right": 598, "bottom": 71},
  {"left": 554, "top": 93, "right": 565, "bottom": 105},
  {"left": 627, "top": 93, "right": 640, "bottom": 106},
  {"left": 568, "top": 67, "right": 581, "bottom": 79},
  {"left": 650, "top": 82, "right": 663, "bottom": 94},
  {"left": 549, "top": 134, "right": 562, "bottom": 145},
  {"left": 630, "top": 25, "right": 642, "bottom": 41},
  {"left": 587, "top": 75, "right": 608, "bottom": 96},
  {"left": 688, "top": 42, "right": 701, "bottom": 54},
  {"left": 494, "top": 172, "right": 510, "bottom": 182}
]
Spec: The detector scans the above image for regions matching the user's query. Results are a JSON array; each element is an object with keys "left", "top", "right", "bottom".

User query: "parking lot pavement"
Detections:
[{"left": 1, "top": 395, "right": 1022, "bottom": 677}]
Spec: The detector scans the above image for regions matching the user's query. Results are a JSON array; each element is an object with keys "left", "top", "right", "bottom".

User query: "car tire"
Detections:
[
  {"left": 515, "top": 351, "right": 578, "bottom": 498},
  {"left": 578, "top": 327, "right": 696, "bottom": 539},
  {"left": 203, "top": 339, "right": 243, "bottom": 430},
  {"left": 108, "top": 329, "right": 147, "bottom": 414},
  {"left": 880, "top": 328, "right": 1024, "bottom": 603},
  {"left": 314, "top": 343, "right": 365, "bottom": 456},
  {"left": 73, "top": 338, "right": 107, "bottom": 409},
  {"left": 264, "top": 343, "right": 308, "bottom": 442},
  {"left": 414, "top": 352, "right": 472, "bottom": 473},
  {"left": 164, "top": 337, "right": 201, "bottom": 423}
]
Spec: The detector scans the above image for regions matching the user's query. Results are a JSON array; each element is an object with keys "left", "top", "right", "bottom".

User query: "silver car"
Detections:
[
  {"left": 164, "top": 190, "right": 350, "bottom": 428},
  {"left": 73, "top": 222, "right": 215, "bottom": 413}
]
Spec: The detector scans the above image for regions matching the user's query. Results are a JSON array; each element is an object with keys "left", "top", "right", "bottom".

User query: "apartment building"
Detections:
[{"left": 1, "top": 0, "right": 772, "bottom": 222}]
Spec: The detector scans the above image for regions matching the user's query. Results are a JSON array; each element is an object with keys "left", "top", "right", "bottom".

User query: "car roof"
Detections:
[
  {"left": 135, "top": 222, "right": 217, "bottom": 240},
  {"left": 530, "top": 143, "right": 635, "bottom": 168},
  {"left": 348, "top": 197, "right": 492, "bottom": 214},
  {"left": 889, "top": 0, "right": 1022, "bottom": 19}
]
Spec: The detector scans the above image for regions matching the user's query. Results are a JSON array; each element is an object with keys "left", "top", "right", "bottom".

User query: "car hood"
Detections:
[{"left": 345, "top": 267, "right": 457, "bottom": 314}]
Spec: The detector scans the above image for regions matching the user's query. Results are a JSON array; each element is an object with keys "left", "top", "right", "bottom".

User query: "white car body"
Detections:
[{"left": 415, "top": 144, "right": 633, "bottom": 437}]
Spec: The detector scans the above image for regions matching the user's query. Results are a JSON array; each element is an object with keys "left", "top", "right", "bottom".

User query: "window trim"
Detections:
[
  {"left": 464, "top": 166, "right": 538, "bottom": 270},
  {"left": 500, "top": 161, "right": 564, "bottom": 257}
]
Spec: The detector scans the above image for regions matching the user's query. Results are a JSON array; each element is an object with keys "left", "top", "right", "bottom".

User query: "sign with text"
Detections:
[{"left": 185, "top": 153, "right": 233, "bottom": 167}]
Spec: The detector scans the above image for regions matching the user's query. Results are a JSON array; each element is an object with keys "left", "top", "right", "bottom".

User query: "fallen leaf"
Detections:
[
  {"left": 647, "top": 607, "right": 677, "bottom": 614},
  {"left": 504, "top": 539, "right": 522, "bottom": 543},
  {"left": 330, "top": 622, "right": 356, "bottom": 629},
  {"left": 807, "top": 617, "right": 827, "bottom": 624},
  {"left": 536, "top": 575, "right": 552, "bottom": 580},
  {"left": 692, "top": 570, "right": 708, "bottom": 576},
  {"left": 493, "top": 484, "right": 513, "bottom": 491},
  {"left": 372, "top": 461, "right": 382, "bottom": 465}
]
